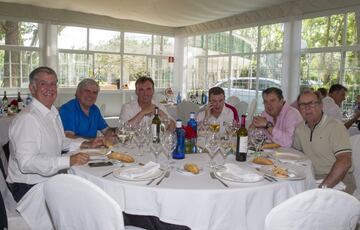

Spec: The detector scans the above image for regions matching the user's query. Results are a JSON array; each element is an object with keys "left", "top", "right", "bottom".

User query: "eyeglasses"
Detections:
[{"left": 298, "top": 101, "right": 320, "bottom": 109}]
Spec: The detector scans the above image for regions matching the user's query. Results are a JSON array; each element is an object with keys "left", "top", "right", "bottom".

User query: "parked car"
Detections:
[{"left": 214, "top": 77, "right": 281, "bottom": 112}]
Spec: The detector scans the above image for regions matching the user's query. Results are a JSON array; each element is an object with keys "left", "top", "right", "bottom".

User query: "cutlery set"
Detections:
[{"left": 210, "top": 171, "right": 229, "bottom": 187}]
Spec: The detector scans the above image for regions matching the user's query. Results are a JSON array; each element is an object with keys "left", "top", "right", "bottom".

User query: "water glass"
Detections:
[{"left": 205, "top": 133, "right": 220, "bottom": 168}]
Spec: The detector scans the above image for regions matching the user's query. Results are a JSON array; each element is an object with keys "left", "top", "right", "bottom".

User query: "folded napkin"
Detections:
[
  {"left": 219, "top": 163, "right": 263, "bottom": 182},
  {"left": 120, "top": 161, "right": 160, "bottom": 179},
  {"left": 316, "top": 179, "right": 346, "bottom": 191}
]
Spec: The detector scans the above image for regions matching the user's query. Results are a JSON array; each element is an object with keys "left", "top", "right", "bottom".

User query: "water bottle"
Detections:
[
  {"left": 176, "top": 92, "right": 182, "bottom": 105},
  {"left": 25, "top": 94, "right": 32, "bottom": 106},
  {"left": 173, "top": 120, "right": 185, "bottom": 159},
  {"left": 0, "top": 101, "right": 3, "bottom": 117},
  {"left": 187, "top": 112, "right": 198, "bottom": 153}
]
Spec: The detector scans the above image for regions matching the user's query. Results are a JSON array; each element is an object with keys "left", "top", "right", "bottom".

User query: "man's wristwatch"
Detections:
[{"left": 265, "top": 121, "right": 273, "bottom": 129}]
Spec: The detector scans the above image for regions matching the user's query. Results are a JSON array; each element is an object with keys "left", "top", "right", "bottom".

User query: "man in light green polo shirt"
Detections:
[{"left": 293, "top": 90, "right": 355, "bottom": 194}]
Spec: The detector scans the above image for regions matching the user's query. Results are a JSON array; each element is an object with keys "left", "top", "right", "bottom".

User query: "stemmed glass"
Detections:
[
  {"left": 209, "top": 120, "right": 220, "bottom": 133},
  {"left": 133, "top": 130, "right": 145, "bottom": 156},
  {"left": 162, "top": 132, "right": 177, "bottom": 166},
  {"left": 250, "top": 128, "right": 267, "bottom": 156},
  {"left": 224, "top": 120, "right": 238, "bottom": 140},
  {"left": 218, "top": 139, "right": 232, "bottom": 166},
  {"left": 205, "top": 133, "right": 220, "bottom": 168},
  {"left": 150, "top": 141, "right": 163, "bottom": 163}
]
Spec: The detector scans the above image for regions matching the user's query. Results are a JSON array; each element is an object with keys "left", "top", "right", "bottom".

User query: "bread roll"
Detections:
[
  {"left": 184, "top": 163, "right": 200, "bottom": 174},
  {"left": 272, "top": 166, "right": 289, "bottom": 178},
  {"left": 262, "top": 143, "right": 281, "bottom": 149},
  {"left": 107, "top": 152, "right": 134, "bottom": 163},
  {"left": 252, "top": 157, "right": 273, "bottom": 165}
]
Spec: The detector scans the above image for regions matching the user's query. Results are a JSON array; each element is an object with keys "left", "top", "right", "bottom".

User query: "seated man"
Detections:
[
  {"left": 196, "top": 87, "right": 239, "bottom": 134},
  {"left": 119, "top": 76, "right": 175, "bottom": 130},
  {"left": 251, "top": 87, "right": 302, "bottom": 147},
  {"left": 293, "top": 90, "right": 354, "bottom": 194},
  {"left": 323, "top": 84, "right": 360, "bottom": 129},
  {"left": 6, "top": 67, "right": 103, "bottom": 202},
  {"left": 60, "top": 78, "right": 114, "bottom": 139}
]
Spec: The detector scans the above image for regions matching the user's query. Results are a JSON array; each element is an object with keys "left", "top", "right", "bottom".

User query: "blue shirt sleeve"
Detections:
[{"left": 59, "top": 105, "right": 76, "bottom": 133}]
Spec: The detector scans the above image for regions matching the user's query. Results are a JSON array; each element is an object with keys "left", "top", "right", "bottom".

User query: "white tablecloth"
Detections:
[
  {"left": 70, "top": 147, "right": 316, "bottom": 230},
  {"left": 349, "top": 125, "right": 360, "bottom": 136}
]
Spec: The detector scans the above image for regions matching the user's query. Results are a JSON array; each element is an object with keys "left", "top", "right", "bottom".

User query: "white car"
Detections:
[{"left": 214, "top": 77, "right": 281, "bottom": 112}]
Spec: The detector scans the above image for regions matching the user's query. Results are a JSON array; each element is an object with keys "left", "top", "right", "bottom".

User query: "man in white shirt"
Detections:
[
  {"left": 6, "top": 67, "right": 103, "bottom": 202},
  {"left": 119, "top": 76, "right": 175, "bottom": 130},
  {"left": 323, "top": 84, "right": 360, "bottom": 129},
  {"left": 196, "top": 87, "right": 238, "bottom": 134}
]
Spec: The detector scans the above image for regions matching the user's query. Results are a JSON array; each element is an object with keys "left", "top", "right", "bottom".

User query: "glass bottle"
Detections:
[
  {"left": 236, "top": 114, "right": 248, "bottom": 161},
  {"left": 187, "top": 112, "right": 197, "bottom": 153},
  {"left": 173, "top": 120, "right": 185, "bottom": 159},
  {"left": 151, "top": 107, "right": 161, "bottom": 143},
  {"left": 17, "top": 91, "right": 23, "bottom": 112},
  {"left": 2, "top": 91, "right": 8, "bottom": 112}
]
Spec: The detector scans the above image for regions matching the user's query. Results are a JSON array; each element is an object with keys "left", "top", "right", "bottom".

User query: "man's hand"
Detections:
[
  {"left": 252, "top": 116, "right": 268, "bottom": 128},
  {"left": 81, "top": 137, "right": 105, "bottom": 149},
  {"left": 70, "top": 152, "right": 89, "bottom": 166},
  {"left": 141, "top": 104, "right": 156, "bottom": 116},
  {"left": 204, "top": 103, "right": 213, "bottom": 120}
]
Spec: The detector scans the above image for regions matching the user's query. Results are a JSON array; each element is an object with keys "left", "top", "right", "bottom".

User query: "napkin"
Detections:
[
  {"left": 219, "top": 163, "right": 263, "bottom": 182},
  {"left": 120, "top": 161, "right": 160, "bottom": 179},
  {"left": 316, "top": 179, "right": 346, "bottom": 191}
]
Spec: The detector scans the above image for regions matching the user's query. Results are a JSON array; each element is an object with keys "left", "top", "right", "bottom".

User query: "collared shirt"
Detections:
[
  {"left": 59, "top": 98, "right": 108, "bottom": 138},
  {"left": 261, "top": 102, "right": 303, "bottom": 147},
  {"left": 196, "top": 105, "right": 236, "bottom": 134},
  {"left": 322, "top": 96, "right": 343, "bottom": 121},
  {"left": 119, "top": 99, "right": 171, "bottom": 124},
  {"left": 293, "top": 114, "right": 352, "bottom": 175},
  {"left": 7, "top": 98, "right": 82, "bottom": 185}
]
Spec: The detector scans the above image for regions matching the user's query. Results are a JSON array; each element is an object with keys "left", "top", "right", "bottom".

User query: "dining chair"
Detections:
[
  {"left": 264, "top": 188, "right": 360, "bottom": 230},
  {"left": 44, "top": 174, "right": 144, "bottom": 230},
  {"left": 225, "top": 96, "right": 241, "bottom": 106},
  {"left": 350, "top": 134, "right": 360, "bottom": 199},
  {"left": 176, "top": 100, "right": 200, "bottom": 121},
  {"left": 234, "top": 101, "right": 248, "bottom": 116},
  {"left": 246, "top": 98, "right": 257, "bottom": 121}
]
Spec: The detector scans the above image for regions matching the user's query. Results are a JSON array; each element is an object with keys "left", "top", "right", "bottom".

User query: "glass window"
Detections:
[
  {"left": 154, "top": 35, "right": 175, "bottom": 56},
  {"left": 0, "top": 21, "right": 39, "bottom": 47},
  {"left": 124, "top": 32, "right": 152, "bottom": 55},
  {"left": 260, "top": 23, "right": 284, "bottom": 51},
  {"left": 344, "top": 51, "right": 360, "bottom": 106},
  {"left": 122, "top": 55, "right": 148, "bottom": 89},
  {"left": 149, "top": 57, "right": 174, "bottom": 88},
  {"left": 58, "top": 53, "right": 93, "bottom": 87},
  {"left": 207, "top": 56, "right": 230, "bottom": 87},
  {"left": 208, "top": 31, "right": 230, "bottom": 55},
  {"left": 89, "top": 29, "right": 121, "bottom": 52},
  {"left": 346, "top": 12, "right": 359, "bottom": 46},
  {"left": 302, "top": 14, "right": 345, "bottom": 48},
  {"left": 232, "top": 27, "right": 258, "bottom": 53},
  {"left": 94, "top": 53, "right": 121, "bottom": 89},
  {"left": 58, "top": 26, "right": 87, "bottom": 50}
]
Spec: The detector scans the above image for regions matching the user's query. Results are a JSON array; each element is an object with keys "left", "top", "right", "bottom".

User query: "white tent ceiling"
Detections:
[{"left": 0, "top": 0, "right": 295, "bottom": 27}]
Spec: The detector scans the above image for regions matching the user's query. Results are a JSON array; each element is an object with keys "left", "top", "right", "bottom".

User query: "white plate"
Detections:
[
  {"left": 273, "top": 152, "right": 306, "bottom": 163},
  {"left": 176, "top": 165, "right": 204, "bottom": 176},
  {"left": 258, "top": 166, "right": 306, "bottom": 180},
  {"left": 113, "top": 166, "right": 163, "bottom": 181},
  {"left": 214, "top": 169, "right": 263, "bottom": 183}
]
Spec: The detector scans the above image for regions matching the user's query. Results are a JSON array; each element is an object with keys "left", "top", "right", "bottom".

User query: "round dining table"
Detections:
[{"left": 69, "top": 146, "right": 316, "bottom": 230}]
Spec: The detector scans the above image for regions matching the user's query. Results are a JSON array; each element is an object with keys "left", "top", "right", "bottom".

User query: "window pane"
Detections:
[
  {"left": 301, "top": 14, "right": 345, "bottom": 48},
  {"left": 300, "top": 52, "right": 341, "bottom": 89},
  {"left": 208, "top": 32, "right": 230, "bottom": 55},
  {"left": 149, "top": 57, "right": 173, "bottom": 88},
  {"left": 344, "top": 51, "right": 360, "bottom": 108},
  {"left": 124, "top": 33, "right": 152, "bottom": 54},
  {"left": 123, "top": 55, "right": 148, "bottom": 89},
  {"left": 89, "top": 29, "right": 120, "bottom": 52},
  {"left": 20, "top": 51, "right": 39, "bottom": 87},
  {"left": 260, "top": 23, "right": 284, "bottom": 51},
  {"left": 259, "top": 53, "right": 283, "bottom": 80},
  {"left": 0, "top": 21, "right": 39, "bottom": 47},
  {"left": 207, "top": 56, "right": 229, "bottom": 87},
  {"left": 232, "top": 27, "right": 258, "bottom": 53},
  {"left": 154, "top": 36, "right": 175, "bottom": 56},
  {"left": 186, "top": 56, "right": 206, "bottom": 93},
  {"left": 231, "top": 54, "right": 257, "bottom": 78},
  {"left": 347, "top": 12, "right": 359, "bottom": 46},
  {"left": 94, "top": 53, "right": 121, "bottom": 90},
  {"left": 58, "top": 26, "right": 87, "bottom": 50},
  {"left": 58, "top": 53, "right": 93, "bottom": 87}
]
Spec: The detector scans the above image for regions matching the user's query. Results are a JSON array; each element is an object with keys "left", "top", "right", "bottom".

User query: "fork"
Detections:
[
  {"left": 210, "top": 171, "right": 228, "bottom": 187},
  {"left": 156, "top": 170, "right": 170, "bottom": 185}
]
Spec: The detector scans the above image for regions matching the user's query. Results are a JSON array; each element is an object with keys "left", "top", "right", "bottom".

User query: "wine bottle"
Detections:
[
  {"left": 17, "top": 91, "right": 23, "bottom": 112},
  {"left": 152, "top": 107, "right": 161, "bottom": 143},
  {"left": 201, "top": 91, "right": 207, "bottom": 105},
  {"left": 236, "top": 114, "right": 248, "bottom": 161},
  {"left": 2, "top": 91, "right": 8, "bottom": 112}
]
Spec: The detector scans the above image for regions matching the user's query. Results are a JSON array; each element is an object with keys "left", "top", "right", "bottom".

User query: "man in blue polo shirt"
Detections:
[{"left": 59, "top": 78, "right": 113, "bottom": 139}]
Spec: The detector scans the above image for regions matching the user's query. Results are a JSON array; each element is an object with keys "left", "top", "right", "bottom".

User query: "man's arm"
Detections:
[
  {"left": 320, "top": 152, "right": 352, "bottom": 188},
  {"left": 127, "top": 104, "right": 155, "bottom": 125},
  {"left": 344, "top": 110, "right": 360, "bottom": 129}
]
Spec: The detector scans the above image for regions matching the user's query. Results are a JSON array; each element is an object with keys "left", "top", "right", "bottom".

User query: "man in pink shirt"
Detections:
[{"left": 251, "top": 87, "right": 303, "bottom": 147}]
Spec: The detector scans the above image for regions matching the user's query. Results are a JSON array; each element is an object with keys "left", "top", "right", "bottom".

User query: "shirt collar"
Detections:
[{"left": 32, "top": 97, "right": 58, "bottom": 118}]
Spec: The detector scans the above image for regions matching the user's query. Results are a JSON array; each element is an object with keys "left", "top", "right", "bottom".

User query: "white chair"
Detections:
[
  {"left": 225, "top": 95, "right": 241, "bottom": 106},
  {"left": 176, "top": 100, "right": 200, "bottom": 121},
  {"left": 265, "top": 188, "right": 360, "bottom": 230},
  {"left": 246, "top": 98, "right": 257, "bottom": 121},
  {"left": 234, "top": 101, "right": 248, "bottom": 116},
  {"left": 44, "top": 174, "right": 144, "bottom": 230},
  {"left": 350, "top": 134, "right": 360, "bottom": 199}
]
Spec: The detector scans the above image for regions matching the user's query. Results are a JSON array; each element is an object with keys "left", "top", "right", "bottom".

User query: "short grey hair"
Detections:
[
  {"left": 297, "top": 89, "right": 322, "bottom": 104},
  {"left": 76, "top": 78, "right": 100, "bottom": 96},
  {"left": 29, "top": 66, "right": 57, "bottom": 85}
]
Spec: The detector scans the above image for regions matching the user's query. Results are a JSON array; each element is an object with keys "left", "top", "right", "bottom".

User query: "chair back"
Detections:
[
  {"left": 265, "top": 188, "right": 360, "bottom": 230},
  {"left": 350, "top": 134, "right": 360, "bottom": 198},
  {"left": 246, "top": 99, "right": 257, "bottom": 121},
  {"left": 176, "top": 101, "right": 200, "bottom": 121},
  {"left": 44, "top": 174, "right": 125, "bottom": 230},
  {"left": 225, "top": 96, "right": 241, "bottom": 106},
  {"left": 234, "top": 101, "right": 248, "bottom": 116}
]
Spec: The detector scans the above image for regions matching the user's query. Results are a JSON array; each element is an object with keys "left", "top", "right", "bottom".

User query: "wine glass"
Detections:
[
  {"left": 133, "top": 131, "right": 145, "bottom": 156},
  {"left": 162, "top": 132, "right": 177, "bottom": 166},
  {"left": 205, "top": 133, "right": 220, "bottom": 168},
  {"left": 250, "top": 128, "right": 266, "bottom": 156},
  {"left": 150, "top": 141, "right": 163, "bottom": 163},
  {"left": 209, "top": 120, "right": 220, "bottom": 133}
]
